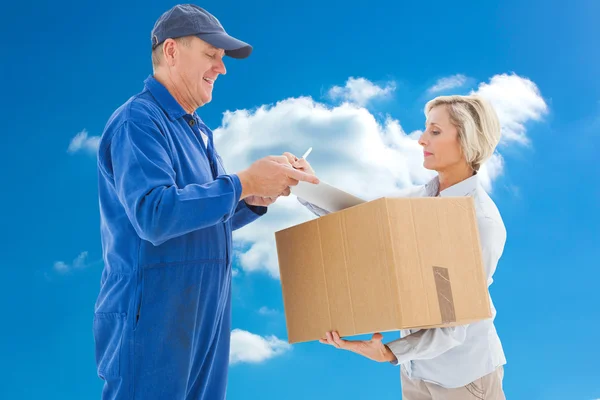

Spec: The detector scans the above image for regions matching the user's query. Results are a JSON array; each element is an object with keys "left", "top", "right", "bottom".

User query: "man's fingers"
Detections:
[
  {"left": 285, "top": 166, "right": 319, "bottom": 184},
  {"left": 286, "top": 176, "right": 300, "bottom": 187},
  {"left": 293, "top": 158, "right": 308, "bottom": 169},
  {"left": 283, "top": 152, "right": 298, "bottom": 164},
  {"left": 271, "top": 155, "right": 293, "bottom": 166},
  {"left": 281, "top": 187, "right": 291, "bottom": 196}
]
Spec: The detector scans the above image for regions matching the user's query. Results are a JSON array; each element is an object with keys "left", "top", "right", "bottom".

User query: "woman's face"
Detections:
[{"left": 419, "top": 105, "right": 465, "bottom": 172}]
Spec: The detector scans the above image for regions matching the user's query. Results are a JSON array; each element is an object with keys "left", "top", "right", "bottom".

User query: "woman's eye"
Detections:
[
  {"left": 432, "top": 130, "right": 440, "bottom": 135},
  {"left": 206, "top": 53, "right": 216, "bottom": 59}
]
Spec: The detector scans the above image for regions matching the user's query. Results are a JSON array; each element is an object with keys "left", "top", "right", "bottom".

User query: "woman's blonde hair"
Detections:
[{"left": 424, "top": 94, "right": 501, "bottom": 171}]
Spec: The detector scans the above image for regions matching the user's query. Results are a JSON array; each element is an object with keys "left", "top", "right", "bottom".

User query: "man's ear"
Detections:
[{"left": 163, "top": 39, "right": 178, "bottom": 67}]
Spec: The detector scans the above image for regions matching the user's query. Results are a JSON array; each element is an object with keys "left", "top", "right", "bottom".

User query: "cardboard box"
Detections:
[{"left": 275, "top": 196, "right": 491, "bottom": 344}]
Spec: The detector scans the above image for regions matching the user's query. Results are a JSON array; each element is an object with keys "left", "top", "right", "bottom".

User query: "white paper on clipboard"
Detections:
[{"left": 290, "top": 180, "right": 366, "bottom": 213}]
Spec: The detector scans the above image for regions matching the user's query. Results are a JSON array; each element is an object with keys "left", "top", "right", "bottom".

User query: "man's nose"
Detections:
[{"left": 215, "top": 58, "right": 226, "bottom": 75}]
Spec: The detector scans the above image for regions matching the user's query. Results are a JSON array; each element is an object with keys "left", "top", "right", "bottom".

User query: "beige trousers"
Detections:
[{"left": 401, "top": 366, "right": 505, "bottom": 400}]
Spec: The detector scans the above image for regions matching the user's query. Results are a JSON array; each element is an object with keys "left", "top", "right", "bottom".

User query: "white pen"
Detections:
[{"left": 301, "top": 147, "right": 313, "bottom": 159}]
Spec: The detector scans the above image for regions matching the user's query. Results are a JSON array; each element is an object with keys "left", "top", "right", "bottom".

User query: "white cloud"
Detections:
[
  {"left": 258, "top": 306, "right": 278, "bottom": 315},
  {"left": 214, "top": 74, "right": 546, "bottom": 277},
  {"left": 229, "top": 329, "right": 290, "bottom": 365},
  {"left": 53, "top": 261, "right": 69, "bottom": 273},
  {"left": 68, "top": 129, "right": 100, "bottom": 155},
  {"left": 327, "top": 77, "right": 395, "bottom": 106},
  {"left": 470, "top": 73, "right": 548, "bottom": 145},
  {"left": 53, "top": 251, "right": 93, "bottom": 274},
  {"left": 216, "top": 98, "right": 434, "bottom": 277},
  {"left": 477, "top": 153, "right": 504, "bottom": 192},
  {"left": 428, "top": 74, "right": 468, "bottom": 93}
]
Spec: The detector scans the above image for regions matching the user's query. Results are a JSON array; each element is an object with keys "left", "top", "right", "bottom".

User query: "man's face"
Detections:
[{"left": 173, "top": 37, "right": 227, "bottom": 106}]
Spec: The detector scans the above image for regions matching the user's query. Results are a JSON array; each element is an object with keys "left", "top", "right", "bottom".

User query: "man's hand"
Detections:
[
  {"left": 244, "top": 196, "right": 276, "bottom": 207},
  {"left": 244, "top": 186, "right": 292, "bottom": 207},
  {"left": 237, "top": 156, "right": 319, "bottom": 199},
  {"left": 320, "top": 331, "right": 397, "bottom": 363},
  {"left": 283, "top": 152, "right": 316, "bottom": 175}
]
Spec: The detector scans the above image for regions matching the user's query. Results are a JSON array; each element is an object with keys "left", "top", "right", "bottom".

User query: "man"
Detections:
[{"left": 93, "top": 4, "right": 319, "bottom": 400}]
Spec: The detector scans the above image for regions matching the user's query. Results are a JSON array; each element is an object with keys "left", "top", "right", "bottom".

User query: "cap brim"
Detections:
[{"left": 197, "top": 32, "right": 252, "bottom": 59}]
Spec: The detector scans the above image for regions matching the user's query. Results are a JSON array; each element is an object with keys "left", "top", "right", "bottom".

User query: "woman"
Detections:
[{"left": 286, "top": 94, "right": 507, "bottom": 399}]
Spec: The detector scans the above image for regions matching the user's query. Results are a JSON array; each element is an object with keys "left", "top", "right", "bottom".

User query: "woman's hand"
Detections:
[
  {"left": 283, "top": 152, "right": 316, "bottom": 175},
  {"left": 320, "top": 331, "right": 398, "bottom": 363}
]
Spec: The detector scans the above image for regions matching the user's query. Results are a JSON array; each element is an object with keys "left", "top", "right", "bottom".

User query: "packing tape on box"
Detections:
[{"left": 433, "top": 266, "right": 457, "bottom": 323}]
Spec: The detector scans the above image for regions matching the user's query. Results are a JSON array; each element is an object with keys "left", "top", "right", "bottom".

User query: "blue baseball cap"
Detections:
[{"left": 151, "top": 4, "right": 252, "bottom": 59}]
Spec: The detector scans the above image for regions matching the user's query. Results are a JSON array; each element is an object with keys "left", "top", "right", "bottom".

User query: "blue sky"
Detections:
[{"left": 1, "top": 0, "right": 599, "bottom": 399}]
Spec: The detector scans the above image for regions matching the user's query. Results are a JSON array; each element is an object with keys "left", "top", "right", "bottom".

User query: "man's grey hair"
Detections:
[{"left": 151, "top": 36, "right": 192, "bottom": 72}]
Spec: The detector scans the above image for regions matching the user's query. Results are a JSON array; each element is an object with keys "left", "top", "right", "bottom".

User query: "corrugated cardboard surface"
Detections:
[{"left": 275, "top": 196, "right": 491, "bottom": 344}]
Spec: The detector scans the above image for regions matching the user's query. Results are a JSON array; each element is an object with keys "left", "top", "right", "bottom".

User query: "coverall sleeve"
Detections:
[
  {"left": 385, "top": 217, "right": 505, "bottom": 364},
  {"left": 230, "top": 200, "right": 267, "bottom": 231},
  {"left": 108, "top": 119, "right": 243, "bottom": 246}
]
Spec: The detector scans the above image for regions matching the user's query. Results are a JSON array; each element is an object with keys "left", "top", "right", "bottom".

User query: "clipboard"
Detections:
[{"left": 290, "top": 180, "right": 366, "bottom": 213}]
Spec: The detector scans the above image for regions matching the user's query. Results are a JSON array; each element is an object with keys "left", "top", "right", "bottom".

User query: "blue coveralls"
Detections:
[{"left": 93, "top": 75, "right": 266, "bottom": 400}]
